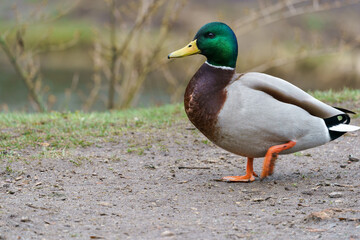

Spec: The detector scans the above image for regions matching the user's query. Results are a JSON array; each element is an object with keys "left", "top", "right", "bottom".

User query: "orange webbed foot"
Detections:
[
  {"left": 221, "top": 173, "right": 257, "bottom": 182},
  {"left": 260, "top": 141, "right": 296, "bottom": 180},
  {"left": 221, "top": 157, "right": 257, "bottom": 183}
]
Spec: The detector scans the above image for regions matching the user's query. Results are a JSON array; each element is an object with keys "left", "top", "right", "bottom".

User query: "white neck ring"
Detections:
[{"left": 205, "top": 61, "right": 235, "bottom": 71}]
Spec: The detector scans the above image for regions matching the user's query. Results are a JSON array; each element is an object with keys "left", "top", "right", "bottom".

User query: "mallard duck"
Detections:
[{"left": 168, "top": 22, "right": 360, "bottom": 182}]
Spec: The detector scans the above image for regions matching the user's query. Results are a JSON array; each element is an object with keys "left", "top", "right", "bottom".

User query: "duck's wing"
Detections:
[{"left": 238, "top": 72, "right": 344, "bottom": 119}]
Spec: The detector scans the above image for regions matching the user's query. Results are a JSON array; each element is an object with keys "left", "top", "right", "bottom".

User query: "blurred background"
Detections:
[{"left": 0, "top": 0, "right": 359, "bottom": 112}]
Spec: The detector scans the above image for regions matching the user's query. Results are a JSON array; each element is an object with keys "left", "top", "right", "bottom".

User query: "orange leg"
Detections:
[
  {"left": 222, "top": 157, "right": 258, "bottom": 182},
  {"left": 260, "top": 141, "right": 296, "bottom": 180}
]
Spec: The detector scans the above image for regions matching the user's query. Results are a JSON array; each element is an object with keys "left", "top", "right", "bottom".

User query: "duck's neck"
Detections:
[{"left": 184, "top": 62, "right": 235, "bottom": 140}]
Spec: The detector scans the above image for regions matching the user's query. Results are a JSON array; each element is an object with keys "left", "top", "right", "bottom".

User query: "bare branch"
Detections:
[
  {"left": 234, "top": 0, "right": 360, "bottom": 36},
  {"left": 0, "top": 35, "right": 47, "bottom": 112},
  {"left": 84, "top": 41, "right": 104, "bottom": 111},
  {"left": 107, "top": 0, "right": 119, "bottom": 110},
  {"left": 246, "top": 45, "right": 345, "bottom": 73},
  {"left": 116, "top": 0, "right": 165, "bottom": 57},
  {"left": 118, "top": 0, "right": 187, "bottom": 109}
]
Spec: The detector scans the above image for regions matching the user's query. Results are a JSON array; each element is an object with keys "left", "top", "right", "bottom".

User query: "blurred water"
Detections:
[
  {"left": 1, "top": 50, "right": 359, "bottom": 111},
  {"left": 0, "top": 66, "right": 171, "bottom": 111}
]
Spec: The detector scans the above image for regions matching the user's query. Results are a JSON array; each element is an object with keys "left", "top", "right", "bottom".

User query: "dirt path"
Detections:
[{"left": 1, "top": 116, "right": 359, "bottom": 239}]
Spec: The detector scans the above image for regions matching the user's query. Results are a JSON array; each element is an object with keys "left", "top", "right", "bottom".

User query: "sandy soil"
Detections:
[{"left": 1, "top": 117, "right": 359, "bottom": 240}]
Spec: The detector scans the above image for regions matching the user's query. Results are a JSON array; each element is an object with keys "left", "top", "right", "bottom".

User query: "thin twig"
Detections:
[
  {"left": 178, "top": 166, "right": 211, "bottom": 170},
  {"left": 84, "top": 41, "right": 104, "bottom": 111},
  {"left": 108, "top": 0, "right": 118, "bottom": 110}
]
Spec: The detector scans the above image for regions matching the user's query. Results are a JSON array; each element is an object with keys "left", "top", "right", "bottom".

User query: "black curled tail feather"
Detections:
[
  {"left": 324, "top": 113, "right": 350, "bottom": 141},
  {"left": 332, "top": 107, "right": 356, "bottom": 115}
]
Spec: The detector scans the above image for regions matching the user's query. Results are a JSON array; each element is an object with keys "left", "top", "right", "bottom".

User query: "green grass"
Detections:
[
  {"left": 308, "top": 88, "right": 360, "bottom": 104},
  {"left": 0, "top": 104, "right": 185, "bottom": 152},
  {"left": 0, "top": 20, "right": 94, "bottom": 47},
  {"left": 0, "top": 19, "right": 169, "bottom": 49}
]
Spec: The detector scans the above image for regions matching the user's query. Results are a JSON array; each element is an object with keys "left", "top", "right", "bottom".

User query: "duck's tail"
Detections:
[{"left": 324, "top": 110, "right": 360, "bottom": 140}]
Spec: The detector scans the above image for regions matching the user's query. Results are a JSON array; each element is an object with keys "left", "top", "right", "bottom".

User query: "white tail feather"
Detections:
[{"left": 329, "top": 124, "right": 360, "bottom": 132}]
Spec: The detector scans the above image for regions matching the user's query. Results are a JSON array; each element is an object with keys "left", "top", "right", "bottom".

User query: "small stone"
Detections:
[
  {"left": 301, "top": 191, "right": 313, "bottom": 196},
  {"left": 328, "top": 192, "right": 343, "bottom": 198},
  {"left": 252, "top": 198, "right": 265, "bottom": 202},
  {"left": 161, "top": 230, "right": 175, "bottom": 237},
  {"left": 7, "top": 190, "right": 16, "bottom": 194},
  {"left": 98, "top": 201, "right": 112, "bottom": 207},
  {"left": 348, "top": 155, "right": 359, "bottom": 162},
  {"left": 269, "top": 200, "right": 276, "bottom": 206},
  {"left": 15, "top": 176, "right": 23, "bottom": 181},
  {"left": 144, "top": 164, "right": 156, "bottom": 169},
  {"left": 20, "top": 216, "right": 31, "bottom": 222},
  {"left": 0, "top": 150, "right": 8, "bottom": 155}
]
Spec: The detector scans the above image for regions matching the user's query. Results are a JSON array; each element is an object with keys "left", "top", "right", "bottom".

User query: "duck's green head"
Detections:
[{"left": 168, "top": 22, "right": 238, "bottom": 68}]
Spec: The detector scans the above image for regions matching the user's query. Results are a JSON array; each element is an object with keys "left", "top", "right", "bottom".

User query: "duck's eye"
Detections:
[{"left": 206, "top": 32, "right": 215, "bottom": 39}]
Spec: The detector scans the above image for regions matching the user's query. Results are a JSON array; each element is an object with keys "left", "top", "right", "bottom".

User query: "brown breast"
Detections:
[{"left": 184, "top": 63, "right": 235, "bottom": 141}]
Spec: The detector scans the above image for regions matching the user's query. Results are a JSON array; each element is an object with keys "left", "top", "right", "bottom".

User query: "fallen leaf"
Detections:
[
  {"left": 90, "top": 236, "right": 104, "bottom": 239},
  {"left": 38, "top": 142, "right": 50, "bottom": 147},
  {"left": 339, "top": 217, "right": 360, "bottom": 222},
  {"left": 305, "top": 208, "right": 360, "bottom": 222},
  {"left": 304, "top": 211, "right": 331, "bottom": 222}
]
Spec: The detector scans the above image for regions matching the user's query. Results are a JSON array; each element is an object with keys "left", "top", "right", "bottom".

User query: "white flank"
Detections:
[
  {"left": 329, "top": 124, "right": 360, "bottom": 132},
  {"left": 205, "top": 61, "right": 235, "bottom": 71}
]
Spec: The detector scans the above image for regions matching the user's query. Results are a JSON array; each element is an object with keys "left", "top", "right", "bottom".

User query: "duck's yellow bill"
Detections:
[{"left": 168, "top": 40, "right": 200, "bottom": 59}]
